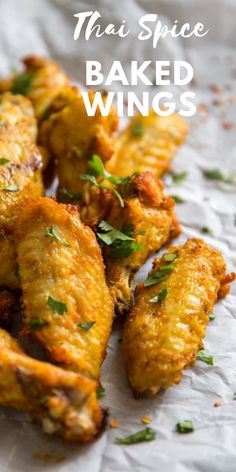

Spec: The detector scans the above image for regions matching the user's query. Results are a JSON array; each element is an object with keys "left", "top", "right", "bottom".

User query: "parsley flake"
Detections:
[
  {"left": 171, "top": 194, "right": 185, "bottom": 204},
  {"left": 115, "top": 427, "right": 156, "bottom": 445},
  {"left": 97, "top": 220, "right": 143, "bottom": 259},
  {"left": 77, "top": 321, "right": 96, "bottom": 330},
  {"left": 46, "top": 225, "right": 70, "bottom": 247},
  {"left": 197, "top": 350, "right": 214, "bottom": 366},
  {"left": 201, "top": 226, "right": 212, "bottom": 235},
  {"left": 47, "top": 296, "right": 67, "bottom": 315},
  {"left": 131, "top": 120, "right": 144, "bottom": 137},
  {"left": 97, "top": 386, "right": 106, "bottom": 399},
  {"left": 0, "top": 158, "right": 9, "bottom": 165},
  {"left": 11, "top": 71, "right": 34, "bottom": 95},
  {"left": 149, "top": 286, "right": 168, "bottom": 305},
  {"left": 209, "top": 313, "right": 216, "bottom": 321},
  {"left": 60, "top": 187, "right": 81, "bottom": 201},
  {"left": 203, "top": 169, "right": 233, "bottom": 184},
  {"left": 80, "top": 155, "right": 127, "bottom": 207},
  {"left": 144, "top": 265, "right": 174, "bottom": 287},
  {"left": 176, "top": 420, "right": 194, "bottom": 433},
  {"left": 166, "top": 171, "right": 188, "bottom": 185},
  {"left": 164, "top": 253, "right": 179, "bottom": 262},
  {"left": 29, "top": 318, "right": 48, "bottom": 331}
]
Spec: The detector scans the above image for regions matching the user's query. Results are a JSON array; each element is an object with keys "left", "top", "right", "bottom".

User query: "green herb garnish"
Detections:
[
  {"left": 97, "top": 220, "right": 143, "bottom": 259},
  {"left": 29, "top": 318, "right": 48, "bottom": 331},
  {"left": 176, "top": 420, "right": 194, "bottom": 433},
  {"left": 166, "top": 171, "right": 188, "bottom": 185},
  {"left": 203, "top": 169, "right": 233, "bottom": 183},
  {"left": 77, "top": 321, "right": 96, "bottom": 330},
  {"left": 80, "top": 155, "right": 128, "bottom": 207},
  {"left": 171, "top": 194, "right": 185, "bottom": 204},
  {"left": 144, "top": 265, "right": 174, "bottom": 287},
  {"left": 0, "top": 158, "right": 9, "bottom": 165},
  {"left": 209, "top": 313, "right": 215, "bottom": 321},
  {"left": 97, "top": 386, "right": 106, "bottom": 399},
  {"left": 2, "top": 184, "right": 19, "bottom": 192},
  {"left": 233, "top": 392, "right": 236, "bottom": 400},
  {"left": 163, "top": 253, "right": 179, "bottom": 262},
  {"left": 131, "top": 120, "right": 144, "bottom": 137},
  {"left": 46, "top": 225, "right": 70, "bottom": 247},
  {"left": 197, "top": 350, "right": 214, "bottom": 366},
  {"left": 149, "top": 286, "right": 168, "bottom": 305},
  {"left": 59, "top": 187, "right": 81, "bottom": 201},
  {"left": 201, "top": 227, "right": 212, "bottom": 235},
  {"left": 115, "top": 427, "right": 156, "bottom": 445},
  {"left": 47, "top": 296, "right": 67, "bottom": 315},
  {"left": 11, "top": 71, "right": 34, "bottom": 95}
]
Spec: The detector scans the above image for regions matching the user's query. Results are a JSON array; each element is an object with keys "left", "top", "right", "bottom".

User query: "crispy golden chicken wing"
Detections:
[
  {"left": 0, "top": 328, "right": 103, "bottom": 442},
  {"left": 123, "top": 238, "right": 235, "bottom": 396},
  {"left": 0, "top": 56, "right": 70, "bottom": 120},
  {"left": 81, "top": 172, "right": 180, "bottom": 316},
  {"left": 106, "top": 110, "right": 188, "bottom": 178},
  {"left": 0, "top": 93, "right": 43, "bottom": 290},
  {"left": 16, "top": 197, "right": 114, "bottom": 379},
  {"left": 39, "top": 89, "right": 118, "bottom": 196}
]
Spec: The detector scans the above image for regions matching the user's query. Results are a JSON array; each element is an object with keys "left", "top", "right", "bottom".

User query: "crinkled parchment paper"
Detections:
[{"left": 0, "top": 0, "right": 235, "bottom": 471}]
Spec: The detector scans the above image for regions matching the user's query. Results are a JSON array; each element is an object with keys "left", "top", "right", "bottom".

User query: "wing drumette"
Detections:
[{"left": 0, "top": 328, "right": 103, "bottom": 442}]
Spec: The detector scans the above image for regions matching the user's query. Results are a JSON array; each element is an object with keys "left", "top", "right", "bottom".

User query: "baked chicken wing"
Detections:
[
  {"left": 39, "top": 89, "right": 118, "bottom": 197},
  {"left": 105, "top": 110, "right": 188, "bottom": 178},
  {"left": 16, "top": 197, "right": 114, "bottom": 380},
  {"left": 0, "top": 93, "right": 43, "bottom": 290},
  {"left": 81, "top": 170, "right": 180, "bottom": 316},
  {"left": 123, "top": 238, "right": 235, "bottom": 396},
  {"left": 0, "top": 56, "right": 70, "bottom": 120},
  {"left": 0, "top": 328, "right": 103, "bottom": 442}
]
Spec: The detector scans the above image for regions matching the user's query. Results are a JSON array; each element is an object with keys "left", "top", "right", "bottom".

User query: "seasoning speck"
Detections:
[{"left": 141, "top": 415, "right": 152, "bottom": 425}]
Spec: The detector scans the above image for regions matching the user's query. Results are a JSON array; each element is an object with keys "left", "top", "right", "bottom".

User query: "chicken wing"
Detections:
[
  {"left": 39, "top": 89, "right": 118, "bottom": 196},
  {"left": 0, "top": 56, "right": 70, "bottom": 121},
  {"left": 105, "top": 110, "right": 188, "bottom": 178},
  {"left": 16, "top": 197, "right": 114, "bottom": 380},
  {"left": 81, "top": 171, "right": 180, "bottom": 316},
  {"left": 0, "top": 328, "right": 103, "bottom": 442},
  {"left": 0, "top": 93, "right": 43, "bottom": 290},
  {"left": 123, "top": 238, "right": 235, "bottom": 396}
]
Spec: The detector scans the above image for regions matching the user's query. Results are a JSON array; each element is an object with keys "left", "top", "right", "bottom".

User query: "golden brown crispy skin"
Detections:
[
  {"left": 106, "top": 110, "right": 188, "bottom": 178},
  {"left": 123, "top": 238, "right": 236, "bottom": 396},
  {"left": 0, "top": 93, "right": 43, "bottom": 289},
  {"left": 39, "top": 89, "right": 118, "bottom": 197},
  {"left": 81, "top": 172, "right": 180, "bottom": 316},
  {"left": 0, "top": 56, "right": 71, "bottom": 121},
  {"left": 0, "top": 328, "right": 103, "bottom": 442},
  {"left": 16, "top": 197, "right": 114, "bottom": 379},
  {"left": 0, "top": 290, "right": 17, "bottom": 329}
]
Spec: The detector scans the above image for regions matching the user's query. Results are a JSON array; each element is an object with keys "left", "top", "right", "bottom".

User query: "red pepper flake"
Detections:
[
  {"left": 214, "top": 401, "right": 222, "bottom": 408},
  {"left": 210, "top": 84, "right": 221, "bottom": 94},
  {"left": 222, "top": 122, "right": 233, "bottom": 130}
]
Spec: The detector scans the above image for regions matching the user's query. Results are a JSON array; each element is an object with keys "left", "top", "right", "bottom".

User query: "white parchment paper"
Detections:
[{"left": 0, "top": 0, "right": 235, "bottom": 471}]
